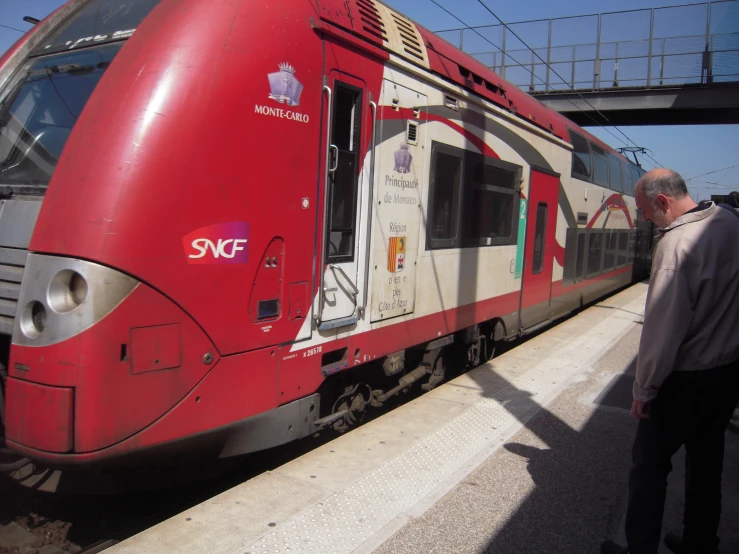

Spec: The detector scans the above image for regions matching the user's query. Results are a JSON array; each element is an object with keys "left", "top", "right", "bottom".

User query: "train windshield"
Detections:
[
  {"left": 33, "top": 0, "right": 162, "bottom": 55},
  {"left": 0, "top": 43, "right": 121, "bottom": 191},
  {"left": 0, "top": 0, "right": 162, "bottom": 193}
]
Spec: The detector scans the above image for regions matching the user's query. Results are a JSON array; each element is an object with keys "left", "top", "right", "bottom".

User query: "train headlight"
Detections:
[
  {"left": 48, "top": 270, "right": 88, "bottom": 313},
  {"left": 20, "top": 301, "right": 47, "bottom": 338},
  {"left": 13, "top": 254, "right": 139, "bottom": 346}
]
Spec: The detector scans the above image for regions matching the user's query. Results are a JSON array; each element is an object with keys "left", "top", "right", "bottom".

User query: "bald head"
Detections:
[
  {"left": 634, "top": 168, "right": 697, "bottom": 229},
  {"left": 635, "top": 168, "right": 689, "bottom": 202}
]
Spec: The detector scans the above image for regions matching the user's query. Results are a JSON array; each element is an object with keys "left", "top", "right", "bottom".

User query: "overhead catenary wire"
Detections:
[
  {"left": 686, "top": 165, "right": 739, "bottom": 196},
  {"left": 687, "top": 164, "right": 739, "bottom": 181},
  {"left": 0, "top": 23, "right": 26, "bottom": 34},
  {"left": 425, "top": 0, "right": 647, "bottom": 155},
  {"left": 425, "top": 0, "right": 664, "bottom": 165},
  {"left": 712, "top": 168, "right": 733, "bottom": 186},
  {"left": 474, "top": 0, "right": 666, "bottom": 168},
  {"left": 704, "top": 183, "right": 739, "bottom": 190}
]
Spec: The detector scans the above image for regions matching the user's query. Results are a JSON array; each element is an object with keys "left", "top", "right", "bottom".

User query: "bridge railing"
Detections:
[{"left": 435, "top": 0, "right": 739, "bottom": 93}]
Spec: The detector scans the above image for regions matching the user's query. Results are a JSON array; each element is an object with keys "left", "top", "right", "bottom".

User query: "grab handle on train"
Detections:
[
  {"left": 316, "top": 83, "right": 333, "bottom": 326},
  {"left": 329, "top": 264, "right": 359, "bottom": 298},
  {"left": 328, "top": 145, "right": 339, "bottom": 172},
  {"left": 359, "top": 97, "right": 378, "bottom": 319}
]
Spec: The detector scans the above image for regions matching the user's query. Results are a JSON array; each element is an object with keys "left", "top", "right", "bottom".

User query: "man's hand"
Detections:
[{"left": 630, "top": 399, "right": 651, "bottom": 419}]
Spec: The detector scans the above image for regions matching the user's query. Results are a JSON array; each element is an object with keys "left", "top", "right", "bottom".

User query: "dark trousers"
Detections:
[{"left": 625, "top": 362, "right": 739, "bottom": 554}]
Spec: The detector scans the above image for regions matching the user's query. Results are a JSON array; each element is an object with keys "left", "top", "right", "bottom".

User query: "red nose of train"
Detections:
[{"left": 4, "top": 253, "right": 220, "bottom": 462}]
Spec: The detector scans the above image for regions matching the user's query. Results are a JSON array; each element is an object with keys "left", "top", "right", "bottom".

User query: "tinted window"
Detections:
[
  {"left": 617, "top": 231, "right": 629, "bottom": 266},
  {"left": 591, "top": 143, "right": 609, "bottom": 187},
  {"left": 473, "top": 163, "right": 518, "bottom": 190},
  {"left": 326, "top": 83, "right": 362, "bottom": 262},
  {"left": 608, "top": 154, "right": 623, "bottom": 193},
  {"left": 575, "top": 231, "right": 587, "bottom": 281},
  {"left": 621, "top": 161, "right": 634, "bottom": 196},
  {"left": 35, "top": 0, "right": 162, "bottom": 54},
  {"left": 464, "top": 160, "right": 519, "bottom": 246},
  {"left": 429, "top": 148, "right": 462, "bottom": 247},
  {"left": 569, "top": 130, "right": 592, "bottom": 182},
  {"left": 587, "top": 231, "right": 603, "bottom": 276},
  {"left": 532, "top": 204, "right": 547, "bottom": 274},
  {"left": 630, "top": 165, "right": 641, "bottom": 193},
  {"left": 0, "top": 43, "right": 122, "bottom": 189},
  {"left": 468, "top": 188, "right": 514, "bottom": 242},
  {"left": 604, "top": 230, "right": 618, "bottom": 270}
]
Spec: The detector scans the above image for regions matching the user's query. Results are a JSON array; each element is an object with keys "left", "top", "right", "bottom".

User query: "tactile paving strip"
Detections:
[{"left": 238, "top": 296, "right": 644, "bottom": 554}]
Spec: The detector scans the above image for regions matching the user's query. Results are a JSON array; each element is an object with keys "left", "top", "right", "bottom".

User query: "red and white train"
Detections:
[{"left": 0, "top": 0, "right": 652, "bottom": 471}]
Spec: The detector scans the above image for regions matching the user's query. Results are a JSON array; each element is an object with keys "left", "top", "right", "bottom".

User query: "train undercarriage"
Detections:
[{"left": 314, "top": 319, "right": 507, "bottom": 434}]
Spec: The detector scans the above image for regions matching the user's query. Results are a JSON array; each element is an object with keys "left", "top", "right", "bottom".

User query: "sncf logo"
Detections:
[{"left": 183, "top": 222, "right": 250, "bottom": 264}]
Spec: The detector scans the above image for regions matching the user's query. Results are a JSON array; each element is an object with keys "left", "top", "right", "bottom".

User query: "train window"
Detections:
[
  {"left": 569, "top": 130, "right": 592, "bottom": 182},
  {"left": 608, "top": 154, "right": 624, "bottom": 193},
  {"left": 0, "top": 43, "right": 123, "bottom": 190},
  {"left": 575, "top": 231, "right": 587, "bottom": 281},
  {"left": 628, "top": 232, "right": 636, "bottom": 263},
  {"left": 604, "top": 230, "right": 618, "bottom": 270},
  {"left": 463, "top": 159, "right": 520, "bottom": 247},
  {"left": 586, "top": 231, "right": 604, "bottom": 277},
  {"left": 34, "top": 0, "right": 162, "bottom": 55},
  {"left": 630, "top": 165, "right": 642, "bottom": 193},
  {"left": 617, "top": 231, "right": 629, "bottom": 266},
  {"left": 621, "top": 161, "right": 634, "bottom": 196},
  {"left": 326, "top": 83, "right": 363, "bottom": 262},
  {"left": 591, "top": 144, "right": 610, "bottom": 188},
  {"left": 428, "top": 144, "right": 463, "bottom": 248},
  {"left": 532, "top": 204, "right": 547, "bottom": 274}
]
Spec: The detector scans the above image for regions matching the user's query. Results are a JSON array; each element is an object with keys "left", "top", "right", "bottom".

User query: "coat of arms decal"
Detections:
[
  {"left": 388, "top": 236, "right": 406, "bottom": 273},
  {"left": 268, "top": 63, "right": 303, "bottom": 106},
  {"left": 393, "top": 144, "right": 413, "bottom": 173}
]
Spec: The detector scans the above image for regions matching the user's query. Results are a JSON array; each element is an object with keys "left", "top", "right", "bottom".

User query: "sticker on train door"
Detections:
[
  {"left": 514, "top": 198, "right": 527, "bottom": 278},
  {"left": 388, "top": 236, "right": 406, "bottom": 273}
]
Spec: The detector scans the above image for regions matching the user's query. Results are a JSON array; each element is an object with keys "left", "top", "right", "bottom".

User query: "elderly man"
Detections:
[{"left": 602, "top": 169, "right": 739, "bottom": 554}]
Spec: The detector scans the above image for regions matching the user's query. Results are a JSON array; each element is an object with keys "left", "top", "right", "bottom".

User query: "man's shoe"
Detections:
[
  {"left": 601, "top": 540, "right": 628, "bottom": 554},
  {"left": 664, "top": 533, "right": 686, "bottom": 554},
  {"left": 664, "top": 532, "right": 720, "bottom": 554}
]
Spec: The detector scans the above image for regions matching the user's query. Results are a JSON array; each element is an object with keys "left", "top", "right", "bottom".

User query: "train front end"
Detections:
[{"left": 0, "top": 0, "right": 324, "bottom": 471}]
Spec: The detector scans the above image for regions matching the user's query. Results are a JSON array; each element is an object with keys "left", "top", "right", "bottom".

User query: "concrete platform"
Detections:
[{"left": 107, "top": 282, "right": 739, "bottom": 554}]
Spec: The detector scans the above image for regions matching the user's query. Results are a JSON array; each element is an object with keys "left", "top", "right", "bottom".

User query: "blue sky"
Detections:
[{"left": 1, "top": 0, "right": 737, "bottom": 199}]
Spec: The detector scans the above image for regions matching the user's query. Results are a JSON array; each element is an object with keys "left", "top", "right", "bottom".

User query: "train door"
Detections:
[
  {"left": 370, "top": 80, "right": 426, "bottom": 322},
  {"left": 315, "top": 71, "right": 369, "bottom": 330},
  {"left": 520, "top": 168, "right": 560, "bottom": 330}
]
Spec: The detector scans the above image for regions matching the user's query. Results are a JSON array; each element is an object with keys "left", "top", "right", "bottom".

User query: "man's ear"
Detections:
[{"left": 656, "top": 193, "right": 669, "bottom": 211}]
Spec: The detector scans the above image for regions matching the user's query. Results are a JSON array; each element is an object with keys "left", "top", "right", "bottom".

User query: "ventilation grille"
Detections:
[
  {"left": 0, "top": 247, "right": 28, "bottom": 336},
  {"left": 390, "top": 13, "right": 424, "bottom": 62},
  {"left": 355, "top": 0, "right": 387, "bottom": 44},
  {"left": 459, "top": 64, "right": 506, "bottom": 98},
  {"left": 369, "top": 0, "right": 430, "bottom": 69},
  {"left": 445, "top": 95, "right": 459, "bottom": 110},
  {"left": 406, "top": 121, "right": 418, "bottom": 145}
]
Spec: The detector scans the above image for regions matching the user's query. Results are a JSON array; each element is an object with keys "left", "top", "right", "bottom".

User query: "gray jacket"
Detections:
[{"left": 633, "top": 202, "right": 739, "bottom": 402}]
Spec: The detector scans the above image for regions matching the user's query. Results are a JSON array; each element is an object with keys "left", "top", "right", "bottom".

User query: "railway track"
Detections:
[{"left": 0, "top": 379, "right": 443, "bottom": 554}]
